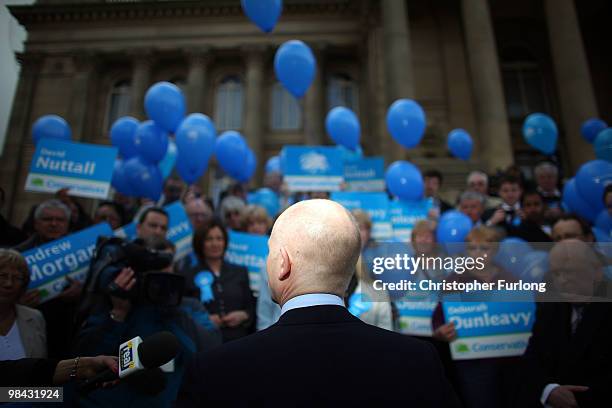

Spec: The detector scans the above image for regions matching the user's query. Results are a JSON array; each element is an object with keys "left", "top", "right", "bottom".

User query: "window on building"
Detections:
[
  {"left": 107, "top": 80, "right": 131, "bottom": 129},
  {"left": 215, "top": 75, "right": 243, "bottom": 130},
  {"left": 501, "top": 47, "right": 549, "bottom": 120},
  {"left": 271, "top": 82, "right": 302, "bottom": 130},
  {"left": 327, "top": 73, "right": 359, "bottom": 114}
]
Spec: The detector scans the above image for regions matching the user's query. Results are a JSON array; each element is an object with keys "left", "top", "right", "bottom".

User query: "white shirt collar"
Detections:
[{"left": 280, "top": 293, "right": 345, "bottom": 315}]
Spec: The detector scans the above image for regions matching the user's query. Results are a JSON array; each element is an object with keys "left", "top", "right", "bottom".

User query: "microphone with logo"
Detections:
[{"left": 78, "top": 331, "right": 180, "bottom": 394}]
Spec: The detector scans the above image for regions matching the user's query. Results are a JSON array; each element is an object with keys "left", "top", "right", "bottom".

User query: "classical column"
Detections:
[
  {"left": 544, "top": 0, "right": 597, "bottom": 171},
  {"left": 68, "top": 53, "right": 96, "bottom": 141},
  {"left": 243, "top": 46, "right": 265, "bottom": 185},
  {"left": 381, "top": 0, "right": 415, "bottom": 162},
  {"left": 303, "top": 44, "right": 326, "bottom": 146},
  {"left": 129, "top": 51, "right": 153, "bottom": 119},
  {"left": 185, "top": 48, "right": 211, "bottom": 114},
  {"left": 461, "top": 0, "right": 513, "bottom": 173},
  {"left": 0, "top": 53, "right": 43, "bottom": 222}
]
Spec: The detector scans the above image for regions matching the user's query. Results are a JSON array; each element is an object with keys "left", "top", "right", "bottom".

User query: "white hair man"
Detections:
[
  {"left": 466, "top": 171, "right": 502, "bottom": 210},
  {"left": 177, "top": 199, "right": 460, "bottom": 407}
]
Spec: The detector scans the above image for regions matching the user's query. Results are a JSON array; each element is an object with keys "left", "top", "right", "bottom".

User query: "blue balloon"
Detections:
[
  {"left": 175, "top": 114, "right": 216, "bottom": 184},
  {"left": 325, "top": 107, "right": 360, "bottom": 150},
  {"left": 124, "top": 156, "right": 163, "bottom": 201},
  {"left": 144, "top": 81, "right": 186, "bottom": 133},
  {"left": 111, "top": 160, "right": 131, "bottom": 196},
  {"left": 522, "top": 113, "right": 558, "bottom": 154},
  {"left": 562, "top": 178, "right": 598, "bottom": 222},
  {"left": 516, "top": 251, "right": 549, "bottom": 283},
  {"left": 32, "top": 115, "right": 72, "bottom": 145},
  {"left": 215, "top": 131, "right": 248, "bottom": 179},
  {"left": 249, "top": 188, "right": 280, "bottom": 218},
  {"left": 158, "top": 140, "right": 177, "bottom": 180},
  {"left": 447, "top": 129, "right": 473, "bottom": 160},
  {"left": 240, "top": 0, "right": 282, "bottom": 33},
  {"left": 134, "top": 120, "right": 169, "bottom": 164},
  {"left": 274, "top": 40, "right": 316, "bottom": 98},
  {"left": 595, "top": 210, "right": 612, "bottom": 237},
  {"left": 494, "top": 237, "right": 532, "bottom": 276},
  {"left": 265, "top": 156, "right": 281, "bottom": 174},
  {"left": 575, "top": 160, "right": 612, "bottom": 213},
  {"left": 385, "top": 161, "right": 424, "bottom": 201},
  {"left": 594, "top": 128, "right": 612, "bottom": 163},
  {"left": 581, "top": 118, "right": 608, "bottom": 143},
  {"left": 236, "top": 148, "right": 257, "bottom": 182},
  {"left": 110, "top": 116, "right": 139, "bottom": 159},
  {"left": 436, "top": 210, "right": 472, "bottom": 244},
  {"left": 386, "top": 99, "right": 426, "bottom": 149}
]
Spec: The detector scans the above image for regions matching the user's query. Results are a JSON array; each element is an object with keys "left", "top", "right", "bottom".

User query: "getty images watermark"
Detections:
[{"left": 362, "top": 241, "right": 612, "bottom": 303}]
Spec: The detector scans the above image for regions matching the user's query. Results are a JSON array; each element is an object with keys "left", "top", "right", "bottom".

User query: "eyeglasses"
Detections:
[
  {"left": 0, "top": 273, "right": 27, "bottom": 284},
  {"left": 39, "top": 216, "right": 68, "bottom": 223}
]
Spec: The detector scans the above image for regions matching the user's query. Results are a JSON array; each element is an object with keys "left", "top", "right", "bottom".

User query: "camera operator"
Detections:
[{"left": 73, "top": 235, "right": 221, "bottom": 408}]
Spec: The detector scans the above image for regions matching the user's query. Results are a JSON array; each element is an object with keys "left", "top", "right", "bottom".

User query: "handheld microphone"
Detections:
[{"left": 78, "top": 331, "right": 180, "bottom": 393}]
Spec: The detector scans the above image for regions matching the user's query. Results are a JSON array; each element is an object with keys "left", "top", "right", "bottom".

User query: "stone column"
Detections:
[
  {"left": 243, "top": 46, "right": 265, "bottom": 185},
  {"left": 381, "top": 0, "right": 415, "bottom": 162},
  {"left": 0, "top": 53, "right": 43, "bottom": 222},
  {"left": 129, "top": 51, "right": 153, "bottom": 119},
  {"left": 304, "top": 43, "right": 326, "bottom": 146},
  {"left": 68, "top": 53, "right": 96, "bottom": 142},
  {"left": 461, "top": 0, "right": 513, "bottom": 173},
  {"left": 185, "top": 48, "right": 211, "bottom": 114},
  {"left": 544, "top": 0, "right": 597, "bottom": 171}
]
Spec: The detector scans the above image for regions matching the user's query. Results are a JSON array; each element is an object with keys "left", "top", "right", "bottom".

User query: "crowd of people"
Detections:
[{"left": 0, "top": 159, "right": 610, "bottom": 407}]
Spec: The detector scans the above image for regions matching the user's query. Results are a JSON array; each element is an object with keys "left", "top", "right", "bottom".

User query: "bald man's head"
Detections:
[
  {"left": 549, "top": 239, "right": 604, "bottom": 301},
  {"left": 266, "top": 199, "right": 361, "bottom": 305}
]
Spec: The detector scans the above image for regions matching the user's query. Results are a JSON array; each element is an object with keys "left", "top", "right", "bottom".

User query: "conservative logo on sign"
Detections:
[
  {"left": 442, "top": 301, "right": 535, "bottom": 360},
  {"left": 281, "top": 146, "right": 344, "bottom": 192},
  {"left": 23, "top": 222, "right": 113, "bottom": 303},
  {"left": 25, "top": 138, "right": 118, "bottom": 199}
]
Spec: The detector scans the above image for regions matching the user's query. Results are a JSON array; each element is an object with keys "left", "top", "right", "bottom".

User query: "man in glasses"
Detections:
[{"left": 13, "top": 199, "right": 71, "bottom": 252}]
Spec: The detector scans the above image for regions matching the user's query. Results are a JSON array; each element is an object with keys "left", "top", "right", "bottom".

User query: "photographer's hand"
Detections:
[{"left": 110, "top": 268, "right": 136, "bottom": 322}]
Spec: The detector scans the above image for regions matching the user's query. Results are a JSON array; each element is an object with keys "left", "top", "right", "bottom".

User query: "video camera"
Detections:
[{"left": 79, "top": 236, "right": 185, "bottom": 315}]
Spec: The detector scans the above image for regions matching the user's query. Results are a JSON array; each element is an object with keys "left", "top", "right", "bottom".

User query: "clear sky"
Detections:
[{"left": 0, "top": 1, "right": 34, "bottom": 155}]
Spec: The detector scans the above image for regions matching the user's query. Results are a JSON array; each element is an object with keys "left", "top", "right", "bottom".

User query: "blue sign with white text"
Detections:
[
  {"left": 281, "top": 146, "right": 344, "bottom": 192},
  {"left": 330, "top": 192, "right": 392, "bottom": 240},
  {"left": 225, "top": 230, "right": 269, "bottom": 293},
  {"left": 344, "top": 157, "right": 385, "bottom": 192},
  {"left": 442, "top": 301, "right": 535, "bottom": 360},
  {"left": 25, "top": 138, "right": 118, "bottom": 199},
  {"left": 23, "top": 223, "right": 113, "bottom": 303},
  {"left": 389, "top": 199, "right": 433, "bottom": 242}
]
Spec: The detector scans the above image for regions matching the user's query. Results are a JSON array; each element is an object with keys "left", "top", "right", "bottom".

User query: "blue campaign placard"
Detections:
[
  {"left": 164, "top": 202, "right": 193, "bottom": 261},
  {"left": 113, "top": 202, "right": 193, "bottom": 261},
  {"left": 330, "top": 192, "right": 392, "bottom": 240},
  {"left": 281, "top": 145, "right": 344, "bottom": 192},
  {"left": 389, "top": 199, "right": 433, "bottom": 242},
  {"left": 224, "top": 230, "right": 269, "bottom": 293},
  {"left": 442, "top": 301, "right": 536, "bottom": 360},
  {"left": 23, "top": 222, "right": 113, "bottom": 303},
  {"left": 25, "top": 138, "right": 118, "bottom": 199},
  {"left": 396, "top": 300, "right": 438, "bottom": 336},
  {"left": 344, "top": 157, "right": 385, "bottom": 192}
]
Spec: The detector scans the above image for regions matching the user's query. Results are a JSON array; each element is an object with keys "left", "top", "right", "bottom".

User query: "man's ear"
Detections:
[{"left": 278, "top": 246, "right": 291, "bottom": 281}]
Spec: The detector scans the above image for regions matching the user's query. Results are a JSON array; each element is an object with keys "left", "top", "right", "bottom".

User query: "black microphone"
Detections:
[{"left": 78, "top": 331, "right": 180, "bottom": 393}]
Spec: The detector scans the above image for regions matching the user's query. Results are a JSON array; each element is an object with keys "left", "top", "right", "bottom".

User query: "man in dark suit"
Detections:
[
  {"left": 176, "top": 199, "right": 460, "bottom": 407},
  {"left": 517, "top": 240, "right": 612, "bottom": 408}
]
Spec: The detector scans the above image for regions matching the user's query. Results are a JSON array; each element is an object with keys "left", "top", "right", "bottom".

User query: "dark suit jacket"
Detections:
[
  {"left": 176, "top": 305, "right": 460, "bottom": 407},
  {"left": 516, "top": 302, "right": 612, "bottom": 408},
  {"left": 182, "top": 261, "right": 255, "bottom": 342}
]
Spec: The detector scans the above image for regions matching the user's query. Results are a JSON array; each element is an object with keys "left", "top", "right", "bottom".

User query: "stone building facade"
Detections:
[{"left": 2, "top": 0, "right": 610, "bottom": 225}]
